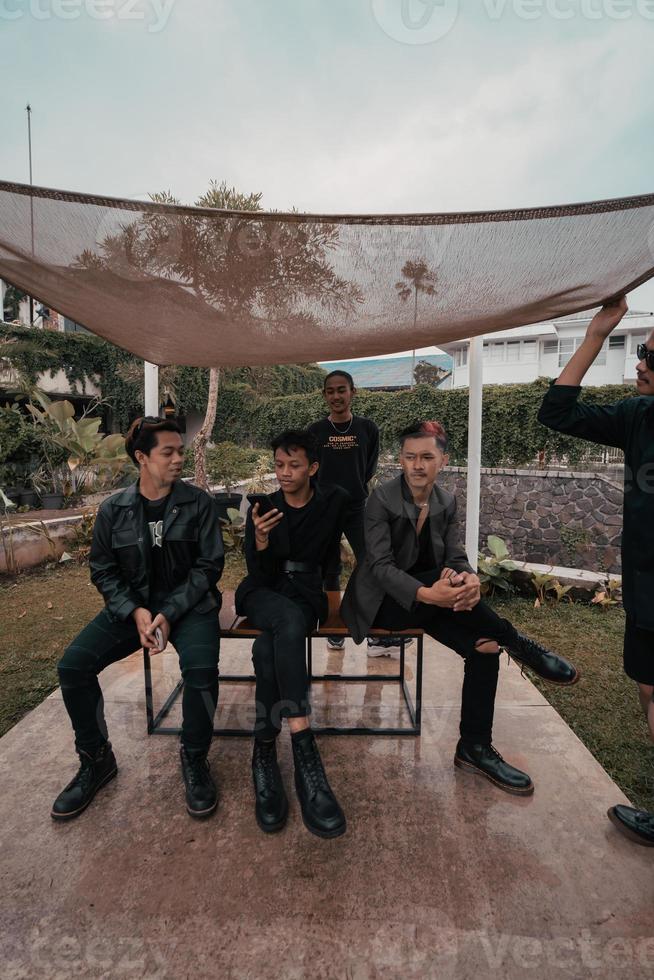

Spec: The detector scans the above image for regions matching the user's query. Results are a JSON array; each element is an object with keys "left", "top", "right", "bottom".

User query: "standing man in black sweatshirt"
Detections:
[
  {"left": 309, "top": 370, "right": 404, "bottom": 654},
  {"left": 538, "top": 296, "right": 654, "bottom": 847}
]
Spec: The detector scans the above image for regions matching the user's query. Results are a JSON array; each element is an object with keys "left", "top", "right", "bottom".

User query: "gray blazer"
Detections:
[{"left": 340, "top": 476, "right": 472, "bottom": 643}]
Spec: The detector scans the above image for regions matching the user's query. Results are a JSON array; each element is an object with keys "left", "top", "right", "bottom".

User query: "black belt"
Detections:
[{"left": 281, "top": 561, "right": 321, "bottom": 574}]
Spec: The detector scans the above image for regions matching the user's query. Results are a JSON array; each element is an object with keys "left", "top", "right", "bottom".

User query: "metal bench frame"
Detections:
[{"left": 143, "top": 593, "right": 423, "bottom": 738}]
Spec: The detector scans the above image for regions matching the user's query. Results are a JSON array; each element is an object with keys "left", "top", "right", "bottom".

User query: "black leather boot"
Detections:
[
  {"left": 252, "top": 738, "right": 288, "bottom": 833},
  {"left": 292, "top": 730, "right": 346, "bottom": 838},
  {"left": 608, "top": 805, "right": 654, "bottom": 846},
  {"left": 51, "top": 742, "right": 118, "bottom": 820},
  {"left": 180, "top": 746, "right": 218, "bottom": 818},
  {"left": 454, "top": 739, "right": 534, "bottom": 796},
  {"left": 506, "top": 633, "right": 579, "bottom": 686}
]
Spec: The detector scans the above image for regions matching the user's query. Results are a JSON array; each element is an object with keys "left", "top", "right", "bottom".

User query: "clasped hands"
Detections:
[
  {"left": 133, "top": 607, "right": 170, "bottom": 653},
  {"left": 417, "top": 567, "right": 481, "bottom": 612}
]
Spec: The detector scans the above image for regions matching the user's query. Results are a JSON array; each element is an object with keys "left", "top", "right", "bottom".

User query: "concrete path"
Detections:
[{"left": 1, "top": 637, "right": 653, "bottom": 979}]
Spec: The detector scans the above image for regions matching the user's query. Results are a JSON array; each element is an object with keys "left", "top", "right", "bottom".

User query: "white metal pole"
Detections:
[
  {"left": 144, "top": 361, "right": 159, "bottom": 416},
  {"left": 465, "top": 336, "right": 483, "bottom": 570}
]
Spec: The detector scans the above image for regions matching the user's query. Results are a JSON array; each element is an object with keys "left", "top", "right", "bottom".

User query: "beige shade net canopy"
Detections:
[{"left": 1, "top": 180, "right": 653, "bottom": 367}]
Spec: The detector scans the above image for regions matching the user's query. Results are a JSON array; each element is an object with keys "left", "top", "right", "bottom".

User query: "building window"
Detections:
[
  {"left": 455, "top": 347, "right": 468, "bottom": 368},
  {"left": 521, "top": 341, "right": 537, "bottom": 360},
  {"left": 558, "top": 338, "right": 575, "bottom": 367},
  {"left": 489, "top": 342, "right": 504, "bottom": 362},
  {"left": 558, "top": 337, "right": 607, "bottom": 367},
  {"left": 609, "top": 335, "right": 625, "bottom": 350},
  {"left": 506, "top": 341, "right": 521, "bottom": 362},
  {"left": 542, "top": 339, "right": 558, "bottom": 355}
]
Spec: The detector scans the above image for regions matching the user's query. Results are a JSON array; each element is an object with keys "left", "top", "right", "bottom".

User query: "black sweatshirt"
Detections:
[{"left": 308, "top": 415, "right": 380, "bottom": 503}]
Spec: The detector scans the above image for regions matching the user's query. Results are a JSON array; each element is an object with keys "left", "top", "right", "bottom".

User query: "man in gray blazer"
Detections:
[{"left": 341, "top": 421, "right": 578, "bottom": 795}]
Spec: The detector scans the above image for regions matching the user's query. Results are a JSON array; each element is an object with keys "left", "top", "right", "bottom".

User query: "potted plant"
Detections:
[{"left": 25, "top": 390, "right": 128, "bottom": 509}]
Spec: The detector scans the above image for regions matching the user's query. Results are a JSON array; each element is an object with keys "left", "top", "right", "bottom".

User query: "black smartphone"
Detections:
[{"left": 247, "top": 493, "right": 276, "bottom": 516}]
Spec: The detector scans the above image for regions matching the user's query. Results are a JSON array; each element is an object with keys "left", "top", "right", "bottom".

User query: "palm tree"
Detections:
[{"left": 395, "top": 260, "right": 437, "bottom": 387}]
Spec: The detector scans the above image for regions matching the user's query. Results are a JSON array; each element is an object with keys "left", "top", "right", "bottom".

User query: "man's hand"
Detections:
[
  {"left": 252, "top": 502, "right": 284, "bottom": 551},
  {"left": 417, "top": 578, "right": 467, "bottom": 609},
  {"left": 133, "top": 607, "right": 156, "bottom": 649},
  {"left": 448, "top": 570, "right": 481, "bottom": 612},
  {"left": 587, "top": 295, "right": 628, "bottom": 341},
  {"left": 146, "top": 612, "right": 171, "bottom": 653}
]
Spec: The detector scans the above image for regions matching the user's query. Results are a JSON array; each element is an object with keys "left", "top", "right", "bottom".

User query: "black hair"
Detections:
[
  {"left": 125, "top": 416, "right": 183, "bottom": 465},
  {"left": 398, "top": 420, "right": 448, "bottom": 452},
  {"left": 271, "top": 428, "right": 319, "bottom": 465},
  {"left": 323, "top": 369, "right": 355, "bottom": 391}
]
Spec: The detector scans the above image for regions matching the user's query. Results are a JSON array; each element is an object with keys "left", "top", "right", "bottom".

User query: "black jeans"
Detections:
[
  {"left": 242, "top": 581, "right": 317, "bottom": 739},
  {"left": 374, "top": 570, "right": 520, "bottom": 744},
  {"left": 58, "top": 606, "right": 220, "bottom": 755},
  {"left": 323, "top": 499, "right": 367, "bottom": 591}
]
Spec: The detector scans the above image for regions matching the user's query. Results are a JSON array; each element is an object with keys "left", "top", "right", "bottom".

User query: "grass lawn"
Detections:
[
  {"left": 0, "top": 554, "right": 245, "bottom": 739},
  {"left": 490, "top": 596, "right": 654, "bottom": 811},
  {"left": 1, "top": 561, "right": 652, "bottom": 811}
]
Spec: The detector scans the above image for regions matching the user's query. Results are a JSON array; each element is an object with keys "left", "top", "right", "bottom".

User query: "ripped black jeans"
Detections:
[{"left": 374, "top": 570, "right": 521, "bottom": 744}]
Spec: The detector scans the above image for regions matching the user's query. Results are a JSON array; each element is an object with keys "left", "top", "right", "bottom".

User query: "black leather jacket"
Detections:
[{"left": 89, "top": 480, "right": 224, "bottom": 624}]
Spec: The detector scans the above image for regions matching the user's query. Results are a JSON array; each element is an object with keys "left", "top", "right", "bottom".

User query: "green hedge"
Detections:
[{"left": 212, "top": 378, "right": 639, "bottom": 466}]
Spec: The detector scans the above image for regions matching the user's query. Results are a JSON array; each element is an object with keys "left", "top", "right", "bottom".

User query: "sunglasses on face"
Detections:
[{"left": 636, "top": 344, "right": 654, "bottom": 370}]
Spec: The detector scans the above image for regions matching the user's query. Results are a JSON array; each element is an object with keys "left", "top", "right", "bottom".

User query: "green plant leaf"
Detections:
[{"left": 487, "top": 535, "right": 508, "bottom": 559}]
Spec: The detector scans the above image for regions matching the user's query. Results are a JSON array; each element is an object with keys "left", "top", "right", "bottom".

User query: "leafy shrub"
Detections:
[{"left": 183, "top": 442, "right": 271, "bottom": 490}]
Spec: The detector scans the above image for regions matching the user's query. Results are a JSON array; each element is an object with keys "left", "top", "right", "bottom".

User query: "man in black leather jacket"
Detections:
[{"left": 51, "top": 417, "right": 224, "bottom": 822}]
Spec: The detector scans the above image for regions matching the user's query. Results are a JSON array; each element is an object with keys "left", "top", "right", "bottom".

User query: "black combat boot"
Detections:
[
  {"left": 454, "top": 739, "right": 534, "bottom": 796},
  {"left": 180, "top": 746, "right": 218, "bottom": 818},
  {"left": 51, "top": 742, "right": 118, "bottom": 820},
  {"left": 252, "top": 738, "right": 288, "bottom": 833},
  {"left": 292, "top": 729, "right": 346, "bottom": 839},
  {"left": 608, "top": 805, "right": 654, "bottom": 846},
  {"left": 506, "top": 634, "right": 579, "bottom": 686}
]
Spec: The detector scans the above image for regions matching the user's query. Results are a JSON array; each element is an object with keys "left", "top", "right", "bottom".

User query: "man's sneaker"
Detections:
[
  {"left": 252, "top": 738, "right": 288, "bottom": 833},
  {"left": 180, "top": 746, "right": 218, "bottom": 818},
  {"left": 326, "top": 636, "right": 346, "bottom": 651},
  {"left": 607, "top": 805, "right": 654, "bottom": 846},
  {"left": 292, "top": 730, "right": 346, "bottom": 839},
  {"left": 506, "top": 634, "right": 579, "bottom": 686},
  {"left": 51, "top": 742, "right": 118, "bottom": 821},
  {"left": 367, "top": 636, "right": 414, "bottom": 657},
  {"left": 454, "top": 739, "right": 534, "bottom": 796}
]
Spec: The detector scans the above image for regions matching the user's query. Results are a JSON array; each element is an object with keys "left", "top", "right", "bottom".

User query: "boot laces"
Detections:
[
  {"left": 300, "top": 741, "right": 330, "bottom": 795},
  {"left": 184, "top": 752, "right": 209, "bottom": 788},
  {"left": 254, "top": 742, "right": 278, "bottom": 795}
]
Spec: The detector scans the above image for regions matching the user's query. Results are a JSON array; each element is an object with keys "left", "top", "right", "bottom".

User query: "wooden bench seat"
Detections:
[{"left": 144, "top": 590, "right": 423, "bottom": 737}]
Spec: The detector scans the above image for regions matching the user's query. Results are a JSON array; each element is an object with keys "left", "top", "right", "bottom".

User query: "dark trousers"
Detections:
[
  {"left": 374, "top": 570, "right": 520, "bottom": 744},
  {"left": 323, "top": 499, "right": 367, "bottom": 590},
  {"left": 242, "top": 582, "right": 316, "bottom": 739},
  {"left": 58, "top": 606, "right": 220, "bottom": 755}
]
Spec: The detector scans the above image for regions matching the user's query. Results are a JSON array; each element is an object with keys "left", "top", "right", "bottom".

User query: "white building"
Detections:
[{"left": 440, "top": 308, "right": 654, "bottom": 388}]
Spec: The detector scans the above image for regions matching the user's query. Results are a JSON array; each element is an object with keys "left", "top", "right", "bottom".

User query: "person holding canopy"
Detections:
[{"left": 538, "top": 297, "right": 654, "bottom": 846}]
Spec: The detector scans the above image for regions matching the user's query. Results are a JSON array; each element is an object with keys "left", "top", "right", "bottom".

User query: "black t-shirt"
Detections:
[
  {"left": 141, "top": 494, "right": 171, "bottom": 595},
  {"left": 308, "top": 415, "right": 379, "bottom": 503},
  {"left": 408, "top": 517, "right": 435, "bottom": 575}
]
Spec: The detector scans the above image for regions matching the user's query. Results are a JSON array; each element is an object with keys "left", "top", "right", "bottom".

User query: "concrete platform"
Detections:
[{"left": 1, "top": 636, "right": 653, "bottom": 979}]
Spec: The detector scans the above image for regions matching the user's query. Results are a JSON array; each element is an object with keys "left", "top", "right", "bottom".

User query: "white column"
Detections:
[
  {"left": 144, "top": 361, "right": 159, "bottom": 416},
  {"left": 465, "top": 336, "right": 483, "bottom": 570}
]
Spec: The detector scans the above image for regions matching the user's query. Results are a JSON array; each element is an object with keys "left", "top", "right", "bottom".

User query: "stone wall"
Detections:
[{"left": 439, "top": 467, "right": 623, "bottom": 573}]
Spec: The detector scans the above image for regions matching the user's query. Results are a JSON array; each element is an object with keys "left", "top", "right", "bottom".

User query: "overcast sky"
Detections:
[{"left": 2, "top": 0, "right": 653, "bottom": 356}]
